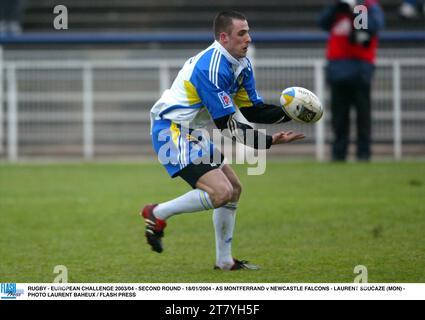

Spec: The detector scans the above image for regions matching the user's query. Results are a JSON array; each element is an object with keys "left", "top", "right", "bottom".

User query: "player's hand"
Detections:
[{"left": 271, "top": 131, "right": 305, "bottom": 145}]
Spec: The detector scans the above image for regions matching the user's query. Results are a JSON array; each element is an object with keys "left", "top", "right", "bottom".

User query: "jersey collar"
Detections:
[{"left": 213, "top": 41, "right": 249, "bottom": 68}]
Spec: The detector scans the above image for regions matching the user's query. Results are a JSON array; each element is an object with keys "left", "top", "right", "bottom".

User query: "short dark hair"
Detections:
[{"left": 213, "top": 10, "right": 247, "bottom": 40}]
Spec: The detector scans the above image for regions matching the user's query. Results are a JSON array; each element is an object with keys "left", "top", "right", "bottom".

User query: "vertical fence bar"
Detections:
[
  {"left": 314, "top": 60, "right": 326, "bottom": 161},
  {"left": 82, "top": 64, "right": 94, "bottom": 160},
  {"left": 7, "top": 65, "right": 18, "bottom": 162},
  {"left": 159, "top": 62, "right": 170, "bottom": 93},
  {"left": 0, "top": 46, "right": 3, "bottom": 154},
  {"left": 393, "top": 61, "right": 402, "bottom": 160}
]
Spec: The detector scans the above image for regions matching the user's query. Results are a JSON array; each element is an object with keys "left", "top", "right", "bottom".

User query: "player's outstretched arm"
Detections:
[
  {"left": 214, "top": 113, "right": 273, "bottom": 149},
  {"left": 271, "top": 131, "right": 305, "bottom": 145},
  {"left": 214, "top": 114, "right": 305, "bottom": 149},
  {"left": 239, "top": 103, "right": 292, "bottom": 124}
]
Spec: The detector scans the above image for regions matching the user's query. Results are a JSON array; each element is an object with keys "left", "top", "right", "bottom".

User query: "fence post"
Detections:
[
  {"left": 314, "top": 60, "right": 326, "bottom": 161},
  {"left": 7, "top": 64, "right": 18, "bottom": 162},
  {"left": 159, "top": 62, "right": 170, "bottom": 94},
  {"left": 82, "top": 63, "right": 94, "bottom": 160},
  {"left": 393, "top": 61, "right": 402, "bottom": 160},
  {"left": 0, "top": 46, "right": 3, "bottom": 154}
]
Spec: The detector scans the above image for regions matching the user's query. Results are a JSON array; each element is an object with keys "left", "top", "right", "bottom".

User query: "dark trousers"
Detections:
[{"left": 330, "top": 82, "right": 372, "bottom": 161}]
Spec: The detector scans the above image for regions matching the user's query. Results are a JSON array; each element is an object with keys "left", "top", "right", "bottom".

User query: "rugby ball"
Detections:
[{"left": 280, "top": 87, "right": 323, "bottom": 123}]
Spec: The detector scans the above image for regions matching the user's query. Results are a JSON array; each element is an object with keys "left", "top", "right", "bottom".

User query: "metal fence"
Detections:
[{"left": 0, "top": 47, "right": 424, "bottom": 161}]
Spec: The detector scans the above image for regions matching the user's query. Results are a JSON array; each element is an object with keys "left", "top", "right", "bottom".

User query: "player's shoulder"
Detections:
[{"left": 195, "top": 46, "right": 231, "bottom": 76}]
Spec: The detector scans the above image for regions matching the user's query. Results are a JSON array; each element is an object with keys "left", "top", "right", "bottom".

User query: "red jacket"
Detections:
[{"left": 326, "top": 12, "right": 378, "bottom": 64}]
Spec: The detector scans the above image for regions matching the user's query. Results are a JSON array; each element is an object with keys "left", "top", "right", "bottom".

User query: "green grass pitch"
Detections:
[{"left": 0, "top": 161, "right": 424, "bottom": 283}]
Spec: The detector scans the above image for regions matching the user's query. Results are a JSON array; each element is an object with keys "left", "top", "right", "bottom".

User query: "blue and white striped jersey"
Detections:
[{"left": 150, "top": 41, "right": 263, "bottom": 129}]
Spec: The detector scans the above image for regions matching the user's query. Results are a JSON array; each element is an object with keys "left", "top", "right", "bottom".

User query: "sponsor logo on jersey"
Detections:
[{"left": 218, "top": 91, "right": 233, "bottom": 108}]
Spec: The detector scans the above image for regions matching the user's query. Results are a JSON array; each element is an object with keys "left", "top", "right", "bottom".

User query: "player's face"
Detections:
[{"left": 223, "top": 19, "right": 251, "bottom": 59}]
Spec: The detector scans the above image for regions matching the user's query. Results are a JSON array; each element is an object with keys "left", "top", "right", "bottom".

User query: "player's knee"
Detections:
[{"left": 210, "top": 185, "right": 234, "bottom": 208}]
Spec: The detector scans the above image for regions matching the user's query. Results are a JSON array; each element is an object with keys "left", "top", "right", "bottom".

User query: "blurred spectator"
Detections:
[
  {"left": 399, "top": 0, "right": 424, "bottom": 19},
  {"left": 0, "top": 0, "right": 26, "bottom": 35},
  {"left": 319, "top": 0, "right": 385, "bottom": 162}
]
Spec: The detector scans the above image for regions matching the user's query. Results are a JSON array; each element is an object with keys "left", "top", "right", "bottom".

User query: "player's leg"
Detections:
[
  {"left": 195, "top": 168, "right": 234, "bottom": 207},
  {"left": 194, "top": 167, "right": 257, "bottom": 270},
  {"left": 152, "top": 165, "right": 233, "bottom": 220},
  {"left": 210, "top": 164, "right": 259, "bottom": 270},
  {"left": 142, "top": 120, "right": 211, "bottom": 252},
  {"left": 209, "top": 164, "right": 241, "bottom": 269},
  {"left": 142, "top": 165, "right": 233, "bottom": 253},
  {"left": 142, "top": 120, "right": 232, "bottom": 253},
  {"left": 220, "top": 164, "right": 242, "bottom": 202}
]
